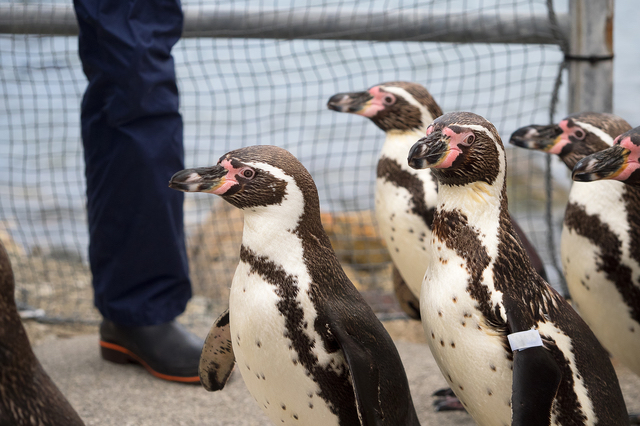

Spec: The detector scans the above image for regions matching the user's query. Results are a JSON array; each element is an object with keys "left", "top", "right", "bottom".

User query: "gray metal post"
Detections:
[{"left": 568, "top": 0, "right": 614, "bottom": 113}]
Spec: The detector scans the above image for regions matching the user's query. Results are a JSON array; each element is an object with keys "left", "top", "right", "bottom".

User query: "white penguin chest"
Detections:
[
  {"left": 420, "top": 248, "right": 513, "bottom": 426},
  {"left": 374, "top": 134, "right": 439, "bottom": 298},
  {"left": 423, "top": 226, "right": 598, "bottom": 426},
  {"left": 375, "top": 173, "right": 435, "bottom": 297},
  {"left": 229, "top": 260, "right": 343, "bottom": 426},
  {"left": 561, "top": 182, "right": 640, "bottom": 376}
]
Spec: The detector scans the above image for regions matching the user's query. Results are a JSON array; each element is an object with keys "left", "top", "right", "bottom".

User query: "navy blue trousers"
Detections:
[{"left": 74, "top": 0, "right": 191, "bottom": 326}]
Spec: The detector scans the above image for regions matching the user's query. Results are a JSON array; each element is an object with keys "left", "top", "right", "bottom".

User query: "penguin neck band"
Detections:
[{"left": 507, "top": 329, "right": 543, "bottom": 352}]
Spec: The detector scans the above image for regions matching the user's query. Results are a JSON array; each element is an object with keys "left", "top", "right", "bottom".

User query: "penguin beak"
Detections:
[
  {"left": 572, "top": 145, "right": 630, "bottom": 183},
  {"left": 327, "top": 91, "right": 374, "bottom": 115},
  {"left": 169, "top": 165, "right": 228, "bottom": 193},
  {"left": 509, "top": 124, "right": 563, "bottom": 152},
  {"left": 407, "top": 130, "right": 451, "bottom": 170}
]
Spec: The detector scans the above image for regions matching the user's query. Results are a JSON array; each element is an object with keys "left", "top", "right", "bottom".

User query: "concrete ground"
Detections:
[{"left": 33, "top": 323, "right": 640, "bottom": 426}]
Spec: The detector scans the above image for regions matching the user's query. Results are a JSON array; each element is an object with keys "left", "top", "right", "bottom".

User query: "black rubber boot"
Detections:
[{"left": 100, "top": 320, "right": 203, "bottom": 384}]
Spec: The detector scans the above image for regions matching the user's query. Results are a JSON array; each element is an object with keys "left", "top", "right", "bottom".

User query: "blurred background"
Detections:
[{"left": 0, "top": 0, "right": 636, "bottom": 327}]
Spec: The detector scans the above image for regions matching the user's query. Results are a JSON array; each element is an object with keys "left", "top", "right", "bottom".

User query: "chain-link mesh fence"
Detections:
[{"left": 0, "top": 0, "right": 570, "bottom": 326}]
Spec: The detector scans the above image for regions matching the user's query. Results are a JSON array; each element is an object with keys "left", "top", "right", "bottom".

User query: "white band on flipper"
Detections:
[{"left": 508, "top": 329, "right": 543, "bottom": 352}]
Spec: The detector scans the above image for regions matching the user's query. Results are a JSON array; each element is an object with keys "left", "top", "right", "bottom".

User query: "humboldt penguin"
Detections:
[
  {"left": 327, "top": 81, "right": 546, "bottom": 320},
  {"left": 573, "top": 125, "right": 640, "bottom": 186},
  {"left": 408, "top": 111, "right": 628, "bottom": 425},
  {"left": 169, "top": 145, "right": 420, "bottom": 426},
  {"left": 511, "top": 113, "right": 640, "bottom": 378},
  {"left": 0, "top": 242, "right": 85, "bottom": 425}
]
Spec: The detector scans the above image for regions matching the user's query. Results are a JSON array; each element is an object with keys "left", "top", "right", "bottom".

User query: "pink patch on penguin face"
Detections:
[
  {"left": 433, "top": 127, "right": 473, "bottom": 169},
  {"left": 435, "top": 149, "right": 460, "bottom": 169},
  {"left": 356, "top": 86, "right": 393, "bottom": 118},
  {"left": 548, "top": 120, "right": 574, "bottom": 155},
  {"left": 615, "top": 136, "right": 640, "bottom": 181},
  {"left": 208, "top": 159, "right": 240, "bottom": 195}
]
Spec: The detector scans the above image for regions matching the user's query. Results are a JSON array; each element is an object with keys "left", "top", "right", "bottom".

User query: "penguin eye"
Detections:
[
  {"left": 241, "top": 168, "right": 255, "bottom": 179},
  {"left": 382, "top": 94, "right": 396, "bottom": 106},
  {"left": 574, "top": 129, "right": 585, "bottom": 140},
  {"left": 462, "top": 133, "right": 475, "bottom": 146}
]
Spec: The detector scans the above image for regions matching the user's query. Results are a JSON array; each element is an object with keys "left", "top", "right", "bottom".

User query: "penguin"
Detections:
[
  {"left": 510, "top": 113, "right": 640, "bottom": 378},
  {"left": 407, "top": 111, "right": 628, "bottom": 425},
  {"left": 169, "top": 145, "right": 421, "bottom": 426},
  {"left": 573, "top": 125, "right": 640, "bottom": 186},
  {"left": 327, "top": 82, "right": 547, "bottom": 321},
  {"left": 0, "top": 241, "right": 85, "bottom": 425}
]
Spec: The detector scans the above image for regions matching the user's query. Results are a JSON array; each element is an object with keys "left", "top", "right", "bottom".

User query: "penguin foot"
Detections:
[
  {"left": 630, "top": 413, "right": 640, "bottom": 425},
  {"left": 432, "top": 387, "right": 466, "bottom": 412}
]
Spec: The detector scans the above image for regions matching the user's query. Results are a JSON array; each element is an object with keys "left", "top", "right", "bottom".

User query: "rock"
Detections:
[{"left": 320, "top": 210, "right": 390, "bottom": 266}]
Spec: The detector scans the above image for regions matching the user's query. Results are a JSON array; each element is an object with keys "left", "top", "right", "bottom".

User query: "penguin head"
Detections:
[
  {"left": 509, "top": 112, "right": 632, "bottom": 170},
  {"left": 327, "top": 81, "right": 442, "bottom": 133},
  {"left": 170, "top": 145, "right": 320, "bottom": 214},
  {"left": 407, "top": 111, "right": 504, "bottom": 187},
  {"left": 572, "top": 126, "right": 640, "bottom": 186}
]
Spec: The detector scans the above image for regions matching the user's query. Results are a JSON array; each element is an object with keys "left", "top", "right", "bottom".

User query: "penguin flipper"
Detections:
[
  {"left": 199, "top": 309, "right": 236, "bottom": 391},
  {"left": 326, "top": 315, "right": 384, "bottom": 426},
  {"left": 511, "top": 345, "right": 562, "bottom": 426}
]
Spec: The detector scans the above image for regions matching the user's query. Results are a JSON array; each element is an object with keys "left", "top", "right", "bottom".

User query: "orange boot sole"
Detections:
[{"left": 100, "top": 340, "right": 201, "bottom": 384}]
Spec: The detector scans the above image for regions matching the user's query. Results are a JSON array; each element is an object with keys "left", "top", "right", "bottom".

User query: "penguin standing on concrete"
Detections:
[
  {"left": 408, "top": 111, "right": 628, "bottom": 425},
  {"left": 0, "top": 242, "right": 85, "bottom": 425},
  {"left": 511, "top": 113, "right": 640, "bottom": 378},
  {"left": 170, "top": 145, "right": 420, "bottom": 426},
  {"left": 327, "top": 82, "right": 546, "bottom": 321},
  {"left": 573, "top": 125, "right": 640, "bottom": 186}
]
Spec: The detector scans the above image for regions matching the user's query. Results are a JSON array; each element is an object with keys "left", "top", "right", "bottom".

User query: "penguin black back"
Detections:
[{"left": 0, "top": 242, "right": 84, "bottom": 426}]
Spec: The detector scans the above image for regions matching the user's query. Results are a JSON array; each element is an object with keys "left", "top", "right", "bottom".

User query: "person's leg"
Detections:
[
  {"left": 84, "top": 116, "right": 190, "bottom": 326},
  {"left": 74, "top": 0, "right": 202, "bottom": 382}
]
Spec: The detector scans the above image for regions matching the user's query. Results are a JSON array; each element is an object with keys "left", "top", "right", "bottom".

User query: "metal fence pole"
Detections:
[
  {"left": 568, "top": 0, "right": 614, "bottom": 113},
  {"left": 0, "top": 4, "right": 569, "bottom": 45}
]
